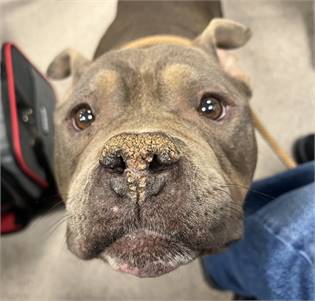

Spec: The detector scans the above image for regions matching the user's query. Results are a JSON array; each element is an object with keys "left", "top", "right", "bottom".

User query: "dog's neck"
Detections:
[{"left": 94, "top": 0, "right": 222, "bottom": 57}]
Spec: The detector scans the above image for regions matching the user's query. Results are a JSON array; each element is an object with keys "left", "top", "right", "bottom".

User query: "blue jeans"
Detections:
[{"left": 202, "top": 161, "right": 315, "bottom": 300}]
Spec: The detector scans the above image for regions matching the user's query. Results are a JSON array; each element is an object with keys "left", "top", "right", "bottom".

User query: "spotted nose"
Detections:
[
  {"left": 100, "top": 132, "right": 180, "bottom": 173},
  {"left": 99, "top": 132, "right": 180, "bottom": 201}
]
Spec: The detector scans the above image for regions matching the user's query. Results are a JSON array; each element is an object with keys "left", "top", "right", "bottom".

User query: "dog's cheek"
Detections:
[
  {"left": 64, "top": 166, "right": 108, "bottom": 259},
  {"left": 165, "top": 146, "right": 246, "bottom": 250},
  {"left": 66, "top": 221, "right": 100, "bottom": 260},
  {"left": 172, "top": 165, "right": 244, "bottom": 250},
  {"left": 181, "top": 203, "right": 244, "bottom": 251},
  {"left": 65, "top": 166, "right": 140, "bottom": 259},
  {"left": 66, "top": 211, "right": 126, "bottom": 260}
]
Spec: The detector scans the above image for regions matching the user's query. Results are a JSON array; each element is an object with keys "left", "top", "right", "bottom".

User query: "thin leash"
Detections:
[
  {"left": 250, "top": 110, "right": 296, "bottom": 169},
  {"left": 120, "top": 35, "right": 297, "bottom": 169}
]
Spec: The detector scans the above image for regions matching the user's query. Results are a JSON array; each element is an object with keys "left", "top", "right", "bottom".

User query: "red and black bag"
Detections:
[{"left": 1, "top": 43, "right": 58, "bottom": 234}]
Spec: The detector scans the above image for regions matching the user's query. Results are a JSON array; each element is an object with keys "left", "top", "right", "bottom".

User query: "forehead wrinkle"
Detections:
[
  {"left": 89, "top": 69, "right": 120, "bottom": 93},
  {"left": 161, "top": 63, "right": 200, "bottom": 91},
  {"left": 111, "top": 59, "right": 143, "bottom": 93}
]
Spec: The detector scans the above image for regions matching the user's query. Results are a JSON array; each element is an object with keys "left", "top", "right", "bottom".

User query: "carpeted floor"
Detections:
[{"left": 1, "top": 0, "right": 314, "bottom": 300}]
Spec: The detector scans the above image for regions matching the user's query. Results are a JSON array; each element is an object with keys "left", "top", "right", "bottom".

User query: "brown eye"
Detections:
[
  {"left": 199, "top": 95, "right": 225, "bottom": 120},
  {"left": 72, "top": 104, "right": 95, "bottom": 130}
]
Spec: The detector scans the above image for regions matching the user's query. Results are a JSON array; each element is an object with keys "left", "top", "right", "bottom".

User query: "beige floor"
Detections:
[{"left": 1, "top": 1, "right": 314, "bottom": 300}]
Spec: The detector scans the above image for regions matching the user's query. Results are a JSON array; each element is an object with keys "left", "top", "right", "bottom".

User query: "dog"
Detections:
[{"left": 47, "top": 1, "right": 257, "bottom": 278}]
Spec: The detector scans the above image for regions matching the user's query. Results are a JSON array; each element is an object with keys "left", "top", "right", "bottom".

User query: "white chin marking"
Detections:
[
  {"left": 103, "top": 252, "right": 195, "bottom": 277},
  {"left": 101, "top": 232, "right": 197, "bottom": 277}
]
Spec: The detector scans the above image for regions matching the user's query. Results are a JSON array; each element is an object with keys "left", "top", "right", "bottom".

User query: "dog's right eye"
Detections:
[{"left": 72, "top": 104, "right": 95, "bottom": 131}]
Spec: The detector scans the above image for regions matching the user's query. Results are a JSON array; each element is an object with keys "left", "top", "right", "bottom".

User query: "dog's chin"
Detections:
[{"left": 99, "top": 229, "right": 198, "bottom": 277}]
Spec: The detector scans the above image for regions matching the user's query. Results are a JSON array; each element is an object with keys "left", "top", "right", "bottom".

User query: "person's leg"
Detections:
[
  {"left": 244, "top": 161, "right": 314, "bottom": 216},
  {"left": 202, "top": 162, "right": 315, "bottom": 300}
]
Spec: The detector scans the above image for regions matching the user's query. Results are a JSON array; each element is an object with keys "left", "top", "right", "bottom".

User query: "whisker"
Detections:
[
  {"left": 41, "top": 214, "right": 69, "bottom": 242},
  {"left": 226, "top": 184, "right": 275, "bottom": 200},
  {"left": 31, "top": 199, "right": 64, "bottom": 230},
  {"left": 212, "top": 180, "right": 276, "bottom": 201},
  {"left": 58, "top": 232, "right": 68, "bottom": 253},
  {"left": 213, "top": 187, "right": 233, "bottom": 198}
]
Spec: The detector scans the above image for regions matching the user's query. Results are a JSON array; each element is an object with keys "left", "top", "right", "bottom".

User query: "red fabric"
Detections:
[{"left": 1, "top": 212, "right": 22, "bottom": 234}]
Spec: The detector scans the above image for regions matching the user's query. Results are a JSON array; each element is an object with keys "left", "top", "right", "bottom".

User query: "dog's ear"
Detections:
[
  {"left": 195, "top": 18, "right": 251, "bottom": 50},
  {"left": 194, "top": 18, "right": 252, "bottom": 97},
  {"left": 47, "top": 49, "right": 90, "bottom": 82}
]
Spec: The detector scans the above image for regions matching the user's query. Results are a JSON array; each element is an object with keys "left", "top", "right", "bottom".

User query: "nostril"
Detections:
[
  {"left": 149, "top": 154, "right": 174, "bottom": 173},
  {"left": 149, "top": 154, "right": 161, "bottom": 172},
  {"left": 99, "top": 155, "right": 126, "bottom": 174},
  {"left": 113, "top": 156, "right": 126, "bottom": 173}
]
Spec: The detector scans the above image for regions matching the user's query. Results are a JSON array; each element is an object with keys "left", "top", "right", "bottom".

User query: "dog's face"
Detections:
[{"left": 48, "top": 19, "right": 257, "bottom": 277}]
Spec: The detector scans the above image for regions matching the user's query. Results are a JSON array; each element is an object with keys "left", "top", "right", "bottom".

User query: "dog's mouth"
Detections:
[{"left": 99, "top": 229, "right": 198, "bottom": 277}]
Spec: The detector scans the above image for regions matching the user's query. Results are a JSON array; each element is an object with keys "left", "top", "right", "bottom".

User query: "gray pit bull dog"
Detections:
[{"left": 47, "top": 1, "right": 257, "bottom": 277}]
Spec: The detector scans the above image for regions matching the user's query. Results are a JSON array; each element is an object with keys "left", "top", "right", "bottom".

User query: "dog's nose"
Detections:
[
  {"left": 100, "top": 132, "right": 180, "bottom": 172},
  {"left": 99, "top": 133, "right": 180, "bottom": 201},
  {"left": 100, "top": 152, "right": 177, "bottom": 174}
]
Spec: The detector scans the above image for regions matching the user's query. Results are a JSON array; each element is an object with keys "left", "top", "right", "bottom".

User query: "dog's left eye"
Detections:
[
  {"left": 72, "top": 104, "right": 95, "bottom": 130},
  {"left": 198, "top": 95, "right": 226, "bottom": 120}
]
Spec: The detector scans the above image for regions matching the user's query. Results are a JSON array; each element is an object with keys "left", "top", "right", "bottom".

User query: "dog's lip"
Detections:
[{"left": 99, "top": 229, "right": 197, "bottom": 277}]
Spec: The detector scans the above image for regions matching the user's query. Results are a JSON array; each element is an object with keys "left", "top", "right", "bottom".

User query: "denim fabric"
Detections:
[{"left": 202, "top": 161, "right": 315, "bottom": 300}]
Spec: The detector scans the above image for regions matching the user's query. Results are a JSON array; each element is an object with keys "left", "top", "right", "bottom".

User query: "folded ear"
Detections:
[
  {"left": 195, "top": 18, "right": 251, "bottom": 50},
  {"left": 194, "top": 18, "right": 252, "bottom": 97},
  {"left": 47, "top": 49, "right": 90, "bottom": 81}
]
